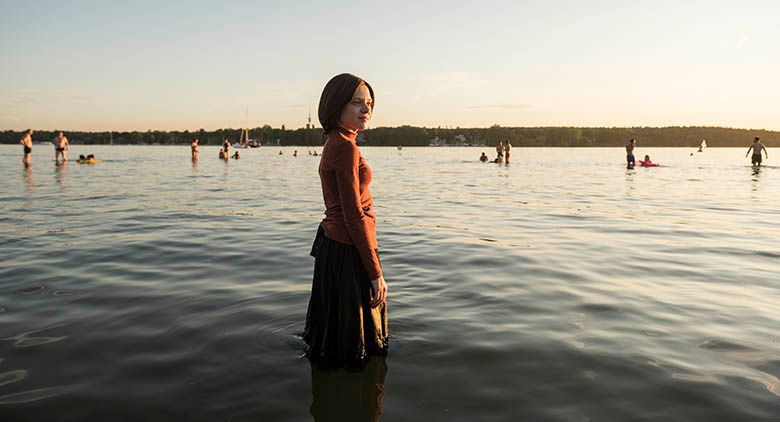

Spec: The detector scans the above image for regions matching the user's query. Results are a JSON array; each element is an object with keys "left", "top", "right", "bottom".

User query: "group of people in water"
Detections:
[
  {"left": 624, "top": 139, "right": 661, "bottom": 168},
  {"left": 217, "top": 139, "right": 241, "bottom": 160},
  {"left": 77, "top": 154, "right": 99, "bottom": 164},
  {"left": 18, "top": 130, "right": 100, "bottom": 166},
  {"left": 19, "top": 129, "right": 70, "bottom": 165},
  {"left": 191, "top": 138, "right": 251, "bottom": 160},
  {"left": 277, "top": 149, "right": 319, "bottom": 156},
  {"left": 189, "top": 136, "right": 321, "bottom": 161},
  {"left": 17, "top": 129, "right": 772, "bottom": 171},
  {"left": 190, "top": 138, "right": 319, "bottom": 161},
  {"left": 625, "top": 137, "right": 769, "bottom": 169},
  {"left": 474, "top": 136, "right": 770, "bottom": 169},
  {"left": 189, "top": 138, "right": 243, "bottom": 160},
  {"left": 479, "top": 139, "right": 512, "bottom": 163}
]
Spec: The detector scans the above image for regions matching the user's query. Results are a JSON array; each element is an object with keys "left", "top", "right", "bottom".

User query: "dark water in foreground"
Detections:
[{"left": 1, "top": 146, "right": 779, "bottom": 421}]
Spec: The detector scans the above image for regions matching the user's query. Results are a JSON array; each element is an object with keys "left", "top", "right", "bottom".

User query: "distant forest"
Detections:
[{"left": 1, "top": 125, "right": 776, "bottom": 148}]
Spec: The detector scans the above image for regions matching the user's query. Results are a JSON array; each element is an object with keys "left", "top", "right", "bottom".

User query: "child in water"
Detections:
[{"left": 479, "top": 152, "right": 488, "bottom": 162}]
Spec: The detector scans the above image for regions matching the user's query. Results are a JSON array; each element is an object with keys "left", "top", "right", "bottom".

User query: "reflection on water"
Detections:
[
  {"left": 310, "top": 357, "right": 387, "bottom": 422},
  {"left": 749, "top": 165, "right": 764, "bottom": 197},
  {"left": 624, "top": 169, "right": 635, "bottom": 196},
  {"left": 54, "top": 161, "right": 68, "bottom": 187},
  {"left": 23, "top": 166, "right": 35, "bottom": 193}
]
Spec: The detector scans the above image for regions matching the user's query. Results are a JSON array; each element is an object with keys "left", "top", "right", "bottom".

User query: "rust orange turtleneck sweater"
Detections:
[{"left": 318, "top": 127, "right": 381, "bottom": 280}]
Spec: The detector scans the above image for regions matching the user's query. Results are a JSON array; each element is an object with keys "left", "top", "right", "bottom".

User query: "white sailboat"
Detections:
[
  {"left": 236, "top": 107, "right": 261, "bottom": 148},
  {"left": 698, "top": 139, "right": 707, "bottom": 152}
]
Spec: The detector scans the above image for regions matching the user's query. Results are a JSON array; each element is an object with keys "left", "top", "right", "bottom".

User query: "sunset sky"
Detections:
[{"left": 1, "top": 0, "right": 778, "bottom": 131}]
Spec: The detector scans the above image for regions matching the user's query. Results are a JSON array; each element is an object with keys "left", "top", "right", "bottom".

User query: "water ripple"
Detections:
[
  {"left": 0, "top": 387, "right": 64, "bottom": 404},
  {"left": 0, "top": 370, "right": 27, "bottom": 388},
  {"left": 0, "top": 146, "right": 778, "bottom": 419},
  {"left": 2, "top": 324, "right": 69, "bottom": 348}
]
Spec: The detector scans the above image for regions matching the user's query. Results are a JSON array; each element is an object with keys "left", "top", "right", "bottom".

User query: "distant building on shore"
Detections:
[{"left": 429, "top": 134, "right": 473, "bottom": 146}]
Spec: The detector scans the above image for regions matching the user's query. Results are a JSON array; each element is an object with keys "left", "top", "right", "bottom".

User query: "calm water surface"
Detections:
[{"left": 1, "top": 145, "right": 778, "bottom": 421}]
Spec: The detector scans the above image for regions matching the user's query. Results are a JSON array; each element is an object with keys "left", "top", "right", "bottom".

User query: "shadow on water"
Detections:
[{"left": 310, "top": 357, "right": 388, "bottom": 422}]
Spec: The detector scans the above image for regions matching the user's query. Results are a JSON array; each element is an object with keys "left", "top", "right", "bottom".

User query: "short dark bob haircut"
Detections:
[{"left": 318, "top": 73, "right": 374, "bottom": 134}]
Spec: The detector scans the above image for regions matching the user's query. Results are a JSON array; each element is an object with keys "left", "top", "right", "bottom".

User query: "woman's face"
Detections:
[{"left": 339, "top": 83, "right": 373, "bottom": 133}]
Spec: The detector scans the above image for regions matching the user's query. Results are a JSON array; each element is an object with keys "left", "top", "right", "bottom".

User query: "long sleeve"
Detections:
[{"left": 332, "top": 141, "right": 382, "bottom": 280}]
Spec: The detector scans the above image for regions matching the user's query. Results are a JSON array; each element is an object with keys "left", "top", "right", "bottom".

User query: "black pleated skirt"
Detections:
[{"left": 303, "top": 226, "right": 389, "bottom": 365}]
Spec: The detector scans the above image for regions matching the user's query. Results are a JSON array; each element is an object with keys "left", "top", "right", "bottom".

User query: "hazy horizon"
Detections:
[
  {"left": 3, "top": 124, "right": 779, "bottom": 134},
  {"left": 2, "top": 0, "right": 779, "bottom": 132}
]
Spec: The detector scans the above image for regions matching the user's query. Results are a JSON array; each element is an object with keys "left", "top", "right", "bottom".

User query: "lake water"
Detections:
[{"left": 1, "top": 145, "right": 778, "bottom": 421}]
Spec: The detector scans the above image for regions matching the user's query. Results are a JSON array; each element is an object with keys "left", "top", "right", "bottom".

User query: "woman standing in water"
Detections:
[
  {"left": 191, "top": 138, "right": 199, "bottom": 160},
  {"left": 303, "top": 73, "right": 388, "bottom": 365}
]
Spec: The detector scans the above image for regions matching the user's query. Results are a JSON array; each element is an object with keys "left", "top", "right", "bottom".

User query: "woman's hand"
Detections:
[{"left": 370, "top": 276, "right": 387, "bottom": 308}]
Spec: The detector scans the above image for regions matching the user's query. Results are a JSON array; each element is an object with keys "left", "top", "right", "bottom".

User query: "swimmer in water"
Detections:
[{"left": 638, "top": 154, "right": 660, "bottom": 167}]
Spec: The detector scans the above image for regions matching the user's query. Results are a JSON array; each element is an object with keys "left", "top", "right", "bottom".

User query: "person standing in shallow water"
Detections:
[
  {"left": 626, "top": 138, "right": 636, "bottom": 169},
  {"left": 54, "top": 131, "right": 69, "bottom": 163},
  {"left": 303, "top": 73, "right": 389, "bottom": 365},
  {"left": 495, "top": 141, "right": 504, "bottom": 163},
  {"left": 191, "top": 138, "right": 199, "bottom": 160},
  {"left": 746, "top": 136, "right": 768, "bottom": 167},
  {"left": 20, "top": 129, "right": 33, "bottom": 167}
]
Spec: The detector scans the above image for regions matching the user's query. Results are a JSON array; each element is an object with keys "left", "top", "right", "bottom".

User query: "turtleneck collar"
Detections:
[{"left": 333, "top": 126, "right": 358, "bottom": 142}]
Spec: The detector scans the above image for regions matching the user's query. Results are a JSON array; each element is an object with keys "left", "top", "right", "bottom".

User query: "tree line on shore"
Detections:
[{"left": 1, "top": 125, "right": 775, "bottom": 147}]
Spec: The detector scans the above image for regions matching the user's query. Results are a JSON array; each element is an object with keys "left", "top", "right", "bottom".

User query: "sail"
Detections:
[{"left": 238, "top": 106, "right": 258, "bottom": 147}]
